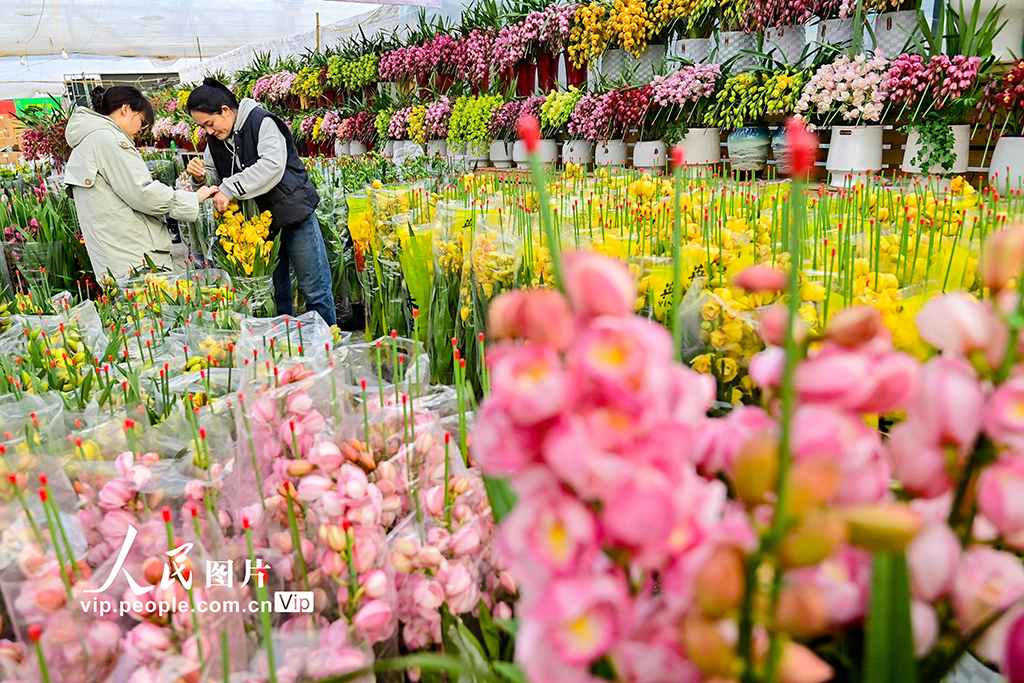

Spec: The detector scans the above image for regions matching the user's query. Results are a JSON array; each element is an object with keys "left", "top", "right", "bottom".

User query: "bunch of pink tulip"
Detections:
[{"left": 474, "top": 234, "right": 1024, "bottom": 683}]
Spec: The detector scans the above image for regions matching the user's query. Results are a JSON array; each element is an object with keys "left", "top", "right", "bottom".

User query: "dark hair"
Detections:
[
  {"left": 90, "top": 86, "right": 154, "bottom": 126},
  {"left": 186, "top": 78, "right": 239, "bottom": 115}
]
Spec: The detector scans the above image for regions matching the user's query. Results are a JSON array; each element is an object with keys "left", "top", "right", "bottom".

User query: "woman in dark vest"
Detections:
[{"left": 185, "top": 78, "right": 337, "bottom": 326}]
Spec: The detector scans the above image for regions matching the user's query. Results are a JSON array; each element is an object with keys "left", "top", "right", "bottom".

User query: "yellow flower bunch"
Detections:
[
  {"left": 569, "top": 1, "right": 612, "bottom": 68},
  {"left": 177, "top": 90, "right": 192, "bottom": 110},
  {"left": 407, "top": 106, "right": 428, "bottom": 146},
  {"left": 312, "top": 117, "right": 324, "bottom": 142},
  {"left": 215, "top": 201, "right": 278, "bottom": 277},
  {"left": 292, "top": 66, "right": 324, "bottom": 99},
  {"left": 608, "top": 0, "right": 653, "bottom": 56}
]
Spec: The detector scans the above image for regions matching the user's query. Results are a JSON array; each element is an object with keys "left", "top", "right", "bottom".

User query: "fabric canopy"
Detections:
[{"left": 1, "top": 0, "right": 386, "bottom": 60}]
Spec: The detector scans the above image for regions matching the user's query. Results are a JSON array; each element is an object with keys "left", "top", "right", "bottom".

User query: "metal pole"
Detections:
[{"left": 316, "top": 13, "right": 321, "bottom": 52}]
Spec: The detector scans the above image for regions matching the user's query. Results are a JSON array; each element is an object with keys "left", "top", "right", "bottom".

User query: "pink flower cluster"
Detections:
[
  {"left": 492, "top": 5, "right": 576, "bottom": 71},
  {"left": 489, "top": 100, "right": 522, "bottom": 140},
  {"left": 607, "top": 86, "right": 652, "bottom": 130},
  {"left": 388, "top": 107, "right": 412, "bottom": 141},
  {"left": 568, "top": 92, "right": 614, "bottom": 142},
  {"left": 887, "top": 53, "right": 982, "bottom": 110},
  {"left": 252, "top": 71, "right": 296, "bottom": 103},
  {"left": 744, "top": 0, "right": 814, "bottom": 31},
  {"left": 424, "top": 97, "right": 453, "bottom": 140},
  {"left": 652, "top": 64, "right": 722, "bottom": 107},
  {"left": 795, "top": 53, "right": 890, "bottom": 124},
  {"left": 300, "top": 115, "right": 318, "bottom": 139},
  {"left": 455, "top": 28, "right": 496, "bottom": 85},
  {"left": 320, "top": 111, "right": 341, "bottom": 139}
]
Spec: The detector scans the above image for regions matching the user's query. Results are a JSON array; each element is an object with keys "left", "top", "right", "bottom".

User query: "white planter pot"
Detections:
[
  {"left": 383, "top": 141, "right": 395, "bottom": 158},
  {"left": 974, "top": 0, "right": 1024, "bottom": 62},
  {"left": 562, "top": 140, "right": 594, "bottom": 166},
  {"left": 815, "top": 17, "right": 854, "bottom": 47},
  {"left": 595, "top": 139, "right": 628, "bottom": 166},
  {"left": 448, "top": 143, "right": 467, "bottom": 161},
  {"left": 901, "top": 124, "right": 970, "bottom": 175},
  {"left": 334, "top": 139, "right": 351, "bottom": 157},
  {"left": 764, "top": 24, "right": 806, "bottom": 65},
  {"left": 490, "top": 140, "right": 513, "bottom": 168},
  {"left": 949, "top": 653, "right": 1005, "bottom": 683},
  {"left": 715, "top": 31, "right": 756, "bottom": 71},
  {"left": 427, "top": 139, "right": 448, "bottom": 156},
  {"left": 512, "top": 139, "right": 558, "bottom": 168},
  {"left": 872, "top": 11, "right": 922, "bottom": 55},
  {"left": 669, "top": 38, "right": 713, "bottom": 63},
  {"left": 990, "top": 136, "right": 1024, "bottom": 191},
  {"left": 682, "top": 127, "right": 721, "bottom": 165},
  {"left": 597, "top": 49, "right": 630, "bottom": 79},
  {"left": 633, "top": 140, "right": 668, "bottom": 172},
  {"left": 349, "top": 140, "right": 367, "bottom": 156},
  {"left": 826, "top": 125, "right": 883, "bottom": 186},
  {"left": 466, "top": 144, "right": 490, "bottom": 169},
  {"left": 634, "top": 44, "right": 667, "bottom": 83}
]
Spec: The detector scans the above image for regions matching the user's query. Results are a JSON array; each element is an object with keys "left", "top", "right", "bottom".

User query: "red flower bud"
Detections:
[
  {"left": 784, "top": 117, "right": 818, "bottom": 178},
  {"left": 518, "top": 115, "right": 540, "bottom": 153},
  {"left": 671, "top": 145, "right": 684, "bottom": 169},
  {"left": 162, "top": 506, "right": 171, "bottom": 522},
  {"left": 27, "top": 624, "right": 41, "bottom": 642}
]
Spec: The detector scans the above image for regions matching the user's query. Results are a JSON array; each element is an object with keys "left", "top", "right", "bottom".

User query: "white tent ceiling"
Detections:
[{"left": 1, "top": 0, "right": 384, "bottom": 60}]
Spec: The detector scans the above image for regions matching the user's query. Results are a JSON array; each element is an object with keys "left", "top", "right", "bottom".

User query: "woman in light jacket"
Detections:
[{"left": 64, "top": 86, "right": 217, "bottom": 280}]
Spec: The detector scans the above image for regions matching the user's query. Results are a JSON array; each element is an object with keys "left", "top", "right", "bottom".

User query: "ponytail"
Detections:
[
  {"left": 89, "top": 85, "right": 154, "bottom": 127},
  {"left": 186, "top": 78, "right": 239, "bottom": 115}
]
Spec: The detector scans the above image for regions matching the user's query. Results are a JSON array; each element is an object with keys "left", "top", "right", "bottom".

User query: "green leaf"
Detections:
[
  {"left": 483, "top": 475, "right": 517, "bottom": 523},
  {"left": 477, "top": 599, "right": 502, "bottom": 660},
  {"left": 494, "top": 618, "right": 518, "bottom": 637},
  {"left": 492, "top": 661, "right": 527, "bottom": 683},
  {"left": 862, "top": 552, "right": 918, "bottom": 683}
]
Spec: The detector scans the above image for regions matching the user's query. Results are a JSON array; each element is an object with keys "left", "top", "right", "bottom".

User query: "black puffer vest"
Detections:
[{"left": 206, "top": 107, "right": 319, "bottom": 232}]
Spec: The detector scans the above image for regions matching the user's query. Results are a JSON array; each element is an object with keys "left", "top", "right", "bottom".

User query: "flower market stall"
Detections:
[{"left": 5, "top": 0, "right": 1024, "bottom": 681}]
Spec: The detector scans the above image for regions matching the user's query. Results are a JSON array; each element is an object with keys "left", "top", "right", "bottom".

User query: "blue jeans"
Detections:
[{"left": 273, "top": 213, "right": 337, "bottom": 326}]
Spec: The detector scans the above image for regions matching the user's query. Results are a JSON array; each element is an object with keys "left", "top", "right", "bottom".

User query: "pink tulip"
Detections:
[
  {"left": 530, "top": 574, "right": 630, "bottom": 665},
  {"left": 600, "top": 466, "right": 676, "bottom": 566},
  {"left": 825, "top": 306, "right": 884, "bottom": 347},
  {"left": 912, "top": 600, "right": 940, "bottom": 657},
  {"left": 563, "top": 251, "right": 636, "bottom": 318},
  {"left": 1005, "top": 609, "right": 1024, "bottom": 683},
  {"left": 750, "top": 346, "right": 785, "bottom": 390},
  {"left": 353, "top": 599, "right": 394, "bottom": 642},
  {"left": 981, "top": 225, "right": 1024, "bottom": 292},
  {"left": 251, "top": 397, "right": 278, "bottom": 424},
  {"left": 977, "top": 455, "right": 1024, "bottom": 537},
  {"left": 888, "top": 422, "right": 954, "bottom": 498},
  {"left": 794, "top": 350, "right": 874, "bottom": 410},
  {"left": 302, "top": 409, "right": 326, "bottom": 434},
  {"left": 500, "top": 477, "right": 598, "bottom": 581},
  {"left": 985, "top": 380, "right": 1024, "bottom": 450},
  {"left": 489, "top": 289, "right": 574, "bottom": 351},
  {"left": 732, "top": 264, "right": 788, "bottom": 293},
  {"left": 423, "top": 485, "right": 445, "bottom": 516},
  {"left": 542, "top": 416, "right": 632, "bottom": 500},
  {"left": 360, "top": 569, "right": 389, "bottom": 599},
  {"left": 338, "top": 464, "right": 369, "bottom": 500},
  {"left": 309, "top": 441, "right": 345, "bottom": 472},
  {"left": 123, "top": 622, "right": 172, "bottom": 666},
  {"left": 758, "top": 305, "right": 808, "bottom": 346},
  {"left": 450, "top": 526, "right": 481, "bottom": 556},
  {"left": 778, "top": 642, "right": 834, "bottom": 683},
  {"left": 853, "top": 351, "right": 919, "bottom": 415},
  {"left": 444, "top": 563, "right": 479, "bottom": 614},
  {"left": 952, "top": 547, "right": 1024, "bottom": 635},
  {"left": 907, "top": 521, "right": 960, "bottom": 601},
  {"left": 787, "top": 547, "right": 873, "bottom": 628},
  {"left": 285, "top": 391, "right": 313, "bottom": 415},
  {"left": 493, "top": 602, "right": 513, "bottom": 620},
  {"left": 915, "top": 293, "right": 996, "bottom": 358},
  {"left": 297, "top": 474, "right": 335, "bottom": 501},
  {"left": 98, "top": 479, "right": 136, "bottom": 510},
  {"left": 488, "top": 344, "right": 572, "bottom": 425},
  {"left": 909, "top": 356, "right": 985, "bottom": 449}
]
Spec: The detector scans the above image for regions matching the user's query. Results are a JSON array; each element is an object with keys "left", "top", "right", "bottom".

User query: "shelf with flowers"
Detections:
[
  {"left": 795, "top": 52, "right": 890, "bottom": 184},
  {"left": 981, "top": 59, "right": 1024, "bottom": 190},
  {"left": 886, "top": 0, "right": 1000, "bottom": 180},
  {"left": 651, "top": 62, "right": 724, "bottom": 164}
]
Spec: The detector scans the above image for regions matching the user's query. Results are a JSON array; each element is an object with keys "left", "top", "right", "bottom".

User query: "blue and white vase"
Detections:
[
  {"left": 728, "top": 126, "right": 771, "bottom": 173},
  {"left": 771, "top": 126, "right": 791, "bottom": 176}
]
